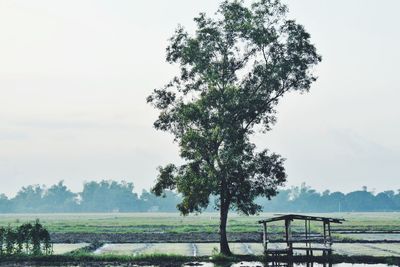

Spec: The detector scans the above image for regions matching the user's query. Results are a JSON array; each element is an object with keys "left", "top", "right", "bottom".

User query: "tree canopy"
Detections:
[{"left": 148, "top": 0, "right": 321, "bottom": 254}]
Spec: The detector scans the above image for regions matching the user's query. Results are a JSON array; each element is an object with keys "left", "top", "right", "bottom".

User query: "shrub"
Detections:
[{"left": 0, "top": 219, "right": 52, "bottom": 255}]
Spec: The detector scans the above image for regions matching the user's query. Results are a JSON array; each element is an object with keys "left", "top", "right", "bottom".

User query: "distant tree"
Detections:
[
  {"left": 375, "top": 192, "right": 396, "bottom": 211},
  {"left": 362, "top": 185, "right": 368, "bottom": 192},
  {"left": 42, "top": 181, "right": 78, "bottom": 212},
  {"left": 257, "top": 188, "right": 291, "bottom": 212},
  {"left": 288, "top": 184, "right": 321, "bottom": 212},
  {"left": 0, "top": 194, "right": 10, "bottom": 213},
  {"left": 140, "top": 189, "right": 159, "bottom": 211},
  {"left": 322, "top": 190, "right": 330, "bottom": 197},
  {"left": 383, "top": 190, "right": 395, "bottom": 198},
  {"left": 80, "top": 180, "right": 140, "bottom": 212},
  {"left": 326, "top": 191, "right": 345, "bottom": 212},
  {"left": 148, "top": 0, "right": 320, "bottom": 254},
  {"left": 344, "top": 190, "right": 376, "bottom": 211},
  {"left": 12, "top": 185, "right": 45, "bottom": 212},
  {"left": 157, "top": 190, "right": 182, "bottom": 211},
  {"left": 394, "top": 191, "right": 400, "bottom": 209}
]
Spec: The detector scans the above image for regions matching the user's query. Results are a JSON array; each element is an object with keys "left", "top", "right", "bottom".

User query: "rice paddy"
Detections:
[
  {"left": 0, "top": 212, "right": 399, "bottom": 258},
  {"left": 89, "top": 242, "right": 400, "bottom": 257},
  {"left": 52, "top": 243, "right": 89, "bottom": 255}
]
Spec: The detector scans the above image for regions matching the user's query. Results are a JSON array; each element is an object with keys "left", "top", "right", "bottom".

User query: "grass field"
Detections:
[{"left": 0, "top": 212, "right": 399, "bottom": 234}]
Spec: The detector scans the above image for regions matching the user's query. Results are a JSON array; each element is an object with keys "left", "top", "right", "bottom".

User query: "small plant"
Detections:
[
  {"left": 0, "top": 226, "right": 5, "bottom": 255},
  {"left": 5, "top": 225, "right": 16, "bottom": 255}
]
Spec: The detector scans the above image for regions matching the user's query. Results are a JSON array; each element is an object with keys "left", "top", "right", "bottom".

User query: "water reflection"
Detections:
[
  {"left": 183, "top": 262, "right": 388, "bottom": 267},
  {"left": 265, "top": 263, "right": 332, "bottom": 267}
]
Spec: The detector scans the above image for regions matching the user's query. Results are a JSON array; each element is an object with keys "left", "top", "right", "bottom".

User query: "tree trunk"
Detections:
[{"left": 219, "top": 201, "right": 231, "bottom": 255}]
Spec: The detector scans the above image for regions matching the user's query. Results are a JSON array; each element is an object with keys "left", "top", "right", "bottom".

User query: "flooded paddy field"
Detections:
[
  {"left": 52, "top": 243, "right": 89, "bottom": 255},
  {"left": 91, "top": 242, "right": 400, "bottom": 257},
  {"left": 1, "top": 212, "right": 399, "bottom": 265}
]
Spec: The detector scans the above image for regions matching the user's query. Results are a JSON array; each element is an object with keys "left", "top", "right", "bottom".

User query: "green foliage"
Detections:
[
  {"left": 42, "top": 181, "right": 78, "bottom": 212},
  {"left": 149, "top": 0, "right": 320, "bottom": 214},
  {"left": 80, "top": 180, "right": 141, "bottom": 212},
  {"left": 148, "top": 0, "right": 320, "bottom": 254},
  {"left": 0, "top": 220, "right": 52, "bottom": 256}
]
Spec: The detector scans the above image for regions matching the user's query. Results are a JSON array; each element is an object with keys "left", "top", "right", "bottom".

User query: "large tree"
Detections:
[{"left": 147, "top": 0, "right": 320, "bottom": 255}]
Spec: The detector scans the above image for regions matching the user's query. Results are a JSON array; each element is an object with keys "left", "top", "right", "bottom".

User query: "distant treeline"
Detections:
[
  {"left": 0, "top": 181, "right": 399, "bottom": 213},
  {"left": 257, "top": 184, "right": 400, "bottom": 212}
]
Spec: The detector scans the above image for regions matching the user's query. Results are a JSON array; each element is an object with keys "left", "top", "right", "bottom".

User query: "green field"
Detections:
[
  {"left": 0, "top": 212, "right": 397, "bottom": 257},
  {"left": 0, "top": 212, "right": 399, "bottom": 234}
]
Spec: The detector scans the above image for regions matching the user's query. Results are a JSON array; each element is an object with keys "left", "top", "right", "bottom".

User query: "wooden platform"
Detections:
[{"left": 259, "top": 214, "right": 344, "bottom": 256}]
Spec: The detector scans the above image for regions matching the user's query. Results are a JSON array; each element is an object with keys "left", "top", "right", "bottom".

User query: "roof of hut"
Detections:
[{"left": 258, "top": 214, "right": 345, "bottom": 224}]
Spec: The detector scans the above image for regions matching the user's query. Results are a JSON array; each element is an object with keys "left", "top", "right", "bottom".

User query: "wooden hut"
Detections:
[{"left": 258, "top": 214, "right": 345, "bottom": 256}]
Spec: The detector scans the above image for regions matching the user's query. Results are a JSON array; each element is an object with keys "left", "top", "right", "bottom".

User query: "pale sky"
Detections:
[{"left": 0, "top": 0, "right": 399, "bottom": 197}]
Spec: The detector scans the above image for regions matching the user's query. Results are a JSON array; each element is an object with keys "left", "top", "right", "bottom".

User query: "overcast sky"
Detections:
[{"left": 0, "top": 0, "right": 399, "bottom": 196}]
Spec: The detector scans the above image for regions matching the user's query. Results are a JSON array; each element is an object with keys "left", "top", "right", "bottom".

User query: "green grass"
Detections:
[{"left": 0, "top": 212, "right": 399, "bottom": 234}]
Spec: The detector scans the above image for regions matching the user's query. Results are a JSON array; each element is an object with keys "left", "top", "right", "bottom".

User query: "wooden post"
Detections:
[
  {"left": 265, "top": 223, "right": 268, "bottom": 251},
  {"left": 305, "top": 219, "right": 310, "bottom": 256},
  {"left": 262, "top": 222, "right": 267, "bottom": 253},
  {"left": 285, "top": 219, "right": 292, "bottom": 255},
  {"left": 328, "top": 222, "right": 332, "bottom": 244},
  {"left": 323, "top": 221, "right": 328, "bottom": 256},
  {"left": 328, "top": 221, "right": 332, "bottom": 255},
  {"left": 309, "top": 220, "right": 313, "bottom": 256},
  {"left": 305, "top": 220, "right": 308, "bottom": 240}
]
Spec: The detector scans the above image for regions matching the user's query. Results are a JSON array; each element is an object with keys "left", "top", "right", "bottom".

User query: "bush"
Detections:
[{"left": 0, "top": 219, "right": 52, "bottom": 256}]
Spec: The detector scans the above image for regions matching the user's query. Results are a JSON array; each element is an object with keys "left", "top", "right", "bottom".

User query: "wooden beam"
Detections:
[
  {"left": 262, "top": 222, "right": 267, "bottom": 248},
  {"left": 285, "top": 219, "right": 293, "bottom": 255},
  {"left": 305, "top": 219, "right": 309, "bottom": 256},
  {"left": 258, "top": 214, "right": 345, "bottom": 224},
  {"left": 328, "top": 221, "right": 332, "bottom": 245}
]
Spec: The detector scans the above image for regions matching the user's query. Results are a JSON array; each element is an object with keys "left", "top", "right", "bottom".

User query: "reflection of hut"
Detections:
[
  {"left": 266, "top": 262, "right": 333, "bottom": 267},
  {"left": 258, "top": 214, "right": 345, "bottom": 256}
]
